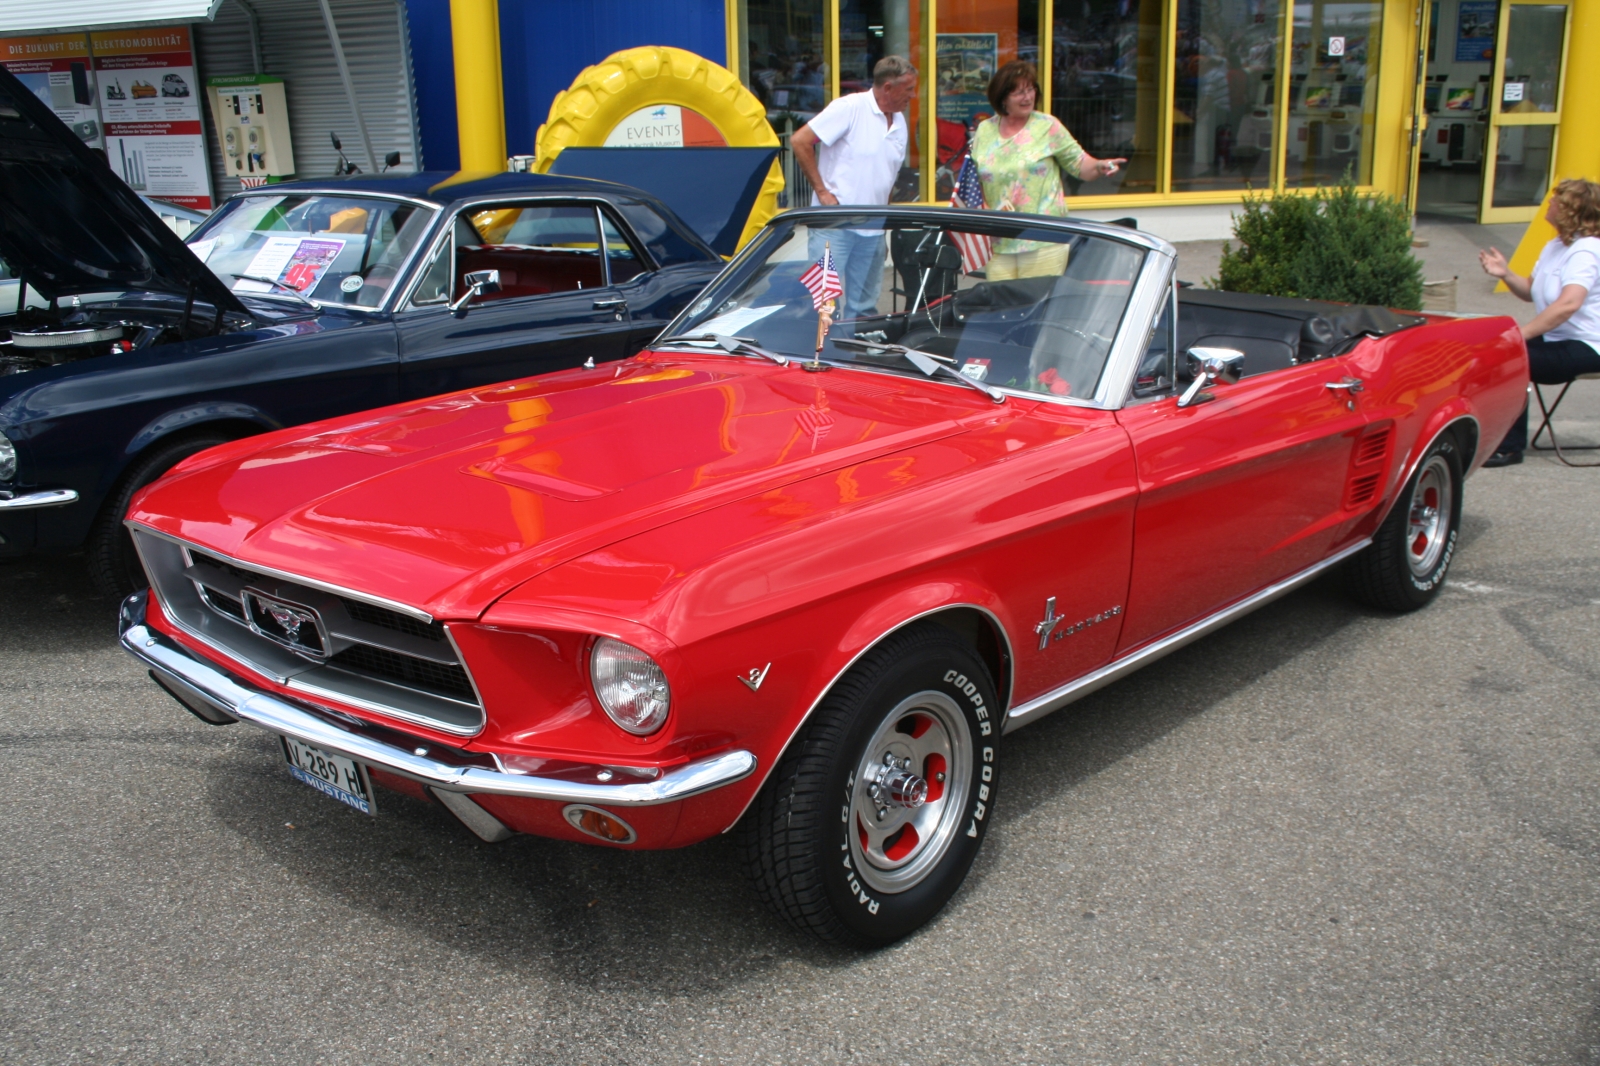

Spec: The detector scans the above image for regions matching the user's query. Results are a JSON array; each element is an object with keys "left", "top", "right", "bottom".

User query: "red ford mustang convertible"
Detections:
[{"left": 119, "top": 207, "right": 1526, "bottom": 945}]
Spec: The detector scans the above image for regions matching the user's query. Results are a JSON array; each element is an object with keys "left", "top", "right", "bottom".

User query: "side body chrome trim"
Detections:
[
  {"left": 121, "top": 614, "right": 756, "bottom": 806},
  {"left": 0, "top": 488, "right": 79, "bottom": 510},
  {"left": 1004, "top": 537, "right": 1372, "bottom": 732},
  {"left": 1372, "top": 416, "right": 1480, "bottom": 529},
  {"left": 127, "top": 522, "right": 435, "bottom": 623},
  {"left": 721, "top": 601, "right": 1015, "bottom": 832}
]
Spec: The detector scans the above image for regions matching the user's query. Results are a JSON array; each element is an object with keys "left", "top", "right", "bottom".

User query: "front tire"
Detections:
[
  {"left": 738, "top": 623, "right": 1001, "bottom": 947},
  {"left": 89, "top": 433, "right": 231, "bottom": 598},
  {"left": 1347, "top": 432, "right": 1463, "bottom": 612}
]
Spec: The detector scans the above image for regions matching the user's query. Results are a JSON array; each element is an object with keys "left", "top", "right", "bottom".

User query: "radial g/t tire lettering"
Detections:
[
  {"left": 738, "top": 623, "right": 1001, "bottom": 947},
  {"left": 1346, "top": 431, "right": 1463, "bottom": 612}
]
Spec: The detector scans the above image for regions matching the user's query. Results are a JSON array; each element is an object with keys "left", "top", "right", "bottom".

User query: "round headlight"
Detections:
[
  {"left": 590, "top": 637, "right": 671, "bottom": 735},
  {"left": 0, "top": 432, "right": 15, "bottom": 482}
]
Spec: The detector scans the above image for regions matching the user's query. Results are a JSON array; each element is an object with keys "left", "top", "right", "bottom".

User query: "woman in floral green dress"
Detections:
[{"left": 966, "top": 60, "right": 1126, "bottom": 279}]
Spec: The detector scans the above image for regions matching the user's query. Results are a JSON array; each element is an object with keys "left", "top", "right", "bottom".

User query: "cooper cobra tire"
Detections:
[
  {"left": 738, "top": 623, "right": 1001, "bottom": 947},
  {"left": 533, "top": 46, "right": 784, "bottom": 251},
  {"left": 1346, "top": 431, "right": 1463, "bottom": 612},
  {"left": 88, "top": 432, "right": 232, "bottom": 598}
]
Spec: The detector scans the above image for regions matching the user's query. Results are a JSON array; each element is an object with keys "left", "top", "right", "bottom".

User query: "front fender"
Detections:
[{"left": 126, "top": 402, "right": 280, "bottom": 458}]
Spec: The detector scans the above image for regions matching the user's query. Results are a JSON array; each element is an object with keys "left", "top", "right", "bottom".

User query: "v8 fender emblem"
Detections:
[{"left": 739, "top": 663, "right": 772, "bottom": 692}]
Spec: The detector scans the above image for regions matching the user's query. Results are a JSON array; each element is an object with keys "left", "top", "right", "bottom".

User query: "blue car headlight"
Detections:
[{"left": 0, "top": 432, "right": 15, "bottom": 482}]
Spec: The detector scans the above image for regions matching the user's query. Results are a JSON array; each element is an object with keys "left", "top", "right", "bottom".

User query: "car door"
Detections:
[
  {"left": 1114, "top": 286, "right": 1371, "bottom": 653},
  {"left": 394, "top": 201, "right": 634, "bottom": 400}
]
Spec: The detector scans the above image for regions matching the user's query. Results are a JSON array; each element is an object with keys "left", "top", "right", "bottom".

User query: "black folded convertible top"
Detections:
[{"left": 1179, "top": 287, "right": 1426, "bottom": 365}]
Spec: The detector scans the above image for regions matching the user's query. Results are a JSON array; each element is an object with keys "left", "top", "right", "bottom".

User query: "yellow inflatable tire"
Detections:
[{"left": 534, "top": 46, "right": 784, "bottom": 252}]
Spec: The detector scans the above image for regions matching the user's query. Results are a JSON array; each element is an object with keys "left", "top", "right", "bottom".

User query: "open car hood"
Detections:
[{"left": 0, "top": 65, "right": 245, "bottom": 313}]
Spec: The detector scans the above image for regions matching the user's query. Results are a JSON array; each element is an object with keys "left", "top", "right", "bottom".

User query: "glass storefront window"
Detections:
[
  {"left": 739, "top": 0, "right": 829, "bottom": 205},
  {"left": 1283, "top": 0, "right": 1382, "bottom": 187},
  {"left": 740, "top": 0, "right": 828, "bottom": 122},
  {"left": 842, "top": 0, "right": 925, "bottom": 201},
  {"left": 1049, "top": 0, "right": 1164, "bottom": 196},
  {"left": 1171, "top": 0, "right": 1281, "bottom": 192},
  {"left": 732, "top": 0, "right": 1410, "bottom": 207},
  {"left": 1501, "top": 4, "right": 1566, "bottom": 113},
  {"left": 1491, "top": 123, "right": 1555, "bottom": 207}
]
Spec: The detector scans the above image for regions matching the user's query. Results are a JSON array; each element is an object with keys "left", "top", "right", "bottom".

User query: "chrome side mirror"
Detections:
[
  {"left": 449, "top": 269, "right": 501, "bottom": 314},
  {"left": 1177, "top": 347, "right": 1246, "bottom": 408}
]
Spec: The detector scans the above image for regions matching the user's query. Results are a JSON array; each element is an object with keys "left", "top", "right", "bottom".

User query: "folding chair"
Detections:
[{"left": 1531, "top": 373, "right": 1600, "bottom": 467}]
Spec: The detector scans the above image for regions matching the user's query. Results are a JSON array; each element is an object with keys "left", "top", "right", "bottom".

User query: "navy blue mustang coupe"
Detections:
[{"left": 0, "top": 66, "right": 738, "bottom": 595}]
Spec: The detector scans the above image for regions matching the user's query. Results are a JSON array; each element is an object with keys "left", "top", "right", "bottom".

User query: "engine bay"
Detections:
[{"left": 0, "top": 302, "right": 234, "bottom": 375}]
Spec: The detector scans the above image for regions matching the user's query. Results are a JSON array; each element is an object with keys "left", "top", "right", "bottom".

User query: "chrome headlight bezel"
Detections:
[
  {"left": 0, "top": 431, "right": 15, "bottom": 482},
  {"left": 589, "top": 637, "right": 672, "bottom": 735}
]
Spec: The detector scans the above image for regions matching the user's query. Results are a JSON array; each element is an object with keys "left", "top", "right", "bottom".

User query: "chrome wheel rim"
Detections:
[
  {"left": 848, "top": 690, "right": 972, "bottom": 894},
  {"left": 1406, "top": 455, "right": 1453, "bottom": 577}
]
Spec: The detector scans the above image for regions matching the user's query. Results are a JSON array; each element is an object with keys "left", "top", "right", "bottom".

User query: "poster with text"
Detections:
[
  {"left": 92, "top": 26, "right": 212, "bottom": 209},
  {"left": 1455, "top": 0, "right": 1498, "bottom": 63},
  {"left": 0, "top": 33, "right": 103, "bottom": 150},
  {"left": 937, "top": 33, "right": 998, "bottom": 126}
]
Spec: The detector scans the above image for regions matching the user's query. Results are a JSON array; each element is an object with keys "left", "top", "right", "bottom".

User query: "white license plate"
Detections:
[{"left": 280, "top": 736, "right": 376, "bottom": 815}]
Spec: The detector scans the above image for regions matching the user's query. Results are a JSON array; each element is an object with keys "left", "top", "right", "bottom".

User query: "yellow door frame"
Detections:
[{"left": 1478, "top": 0, "right": 1571, "bottom": 223}]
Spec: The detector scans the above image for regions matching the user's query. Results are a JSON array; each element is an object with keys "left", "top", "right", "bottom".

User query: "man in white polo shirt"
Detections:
[{"left": 791, "top": 55, "right": 916, "bottom": 318}]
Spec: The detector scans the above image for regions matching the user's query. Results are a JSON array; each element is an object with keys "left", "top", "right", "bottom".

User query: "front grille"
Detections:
[
  {"left": 199, "top": 586, "right": 246, "bottom": 621},
  {"left": 134, "top": 531, "right": 486, "bottom": 735},
  {"left": 341, "top": 598, "right": 445, "bottom": 641},
  {"left": 329, "top": 643, "right": 475, "bottom": 702}
]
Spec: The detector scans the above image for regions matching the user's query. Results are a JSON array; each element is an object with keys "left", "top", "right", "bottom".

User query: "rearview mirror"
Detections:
[
  {"left": 448, "top": 269, "right": 502, "bottom": 314},
  {"left": 1178, "top": 347, "right": 1245, "bottom": 407}
]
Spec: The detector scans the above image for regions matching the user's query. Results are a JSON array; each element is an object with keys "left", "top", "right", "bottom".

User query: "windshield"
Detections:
[
  {"left": 666, "top": 214, "right": 1148, "bottom": 401},
  {"left": 189, "top": 194, "right": 437, "bottom": 308}
]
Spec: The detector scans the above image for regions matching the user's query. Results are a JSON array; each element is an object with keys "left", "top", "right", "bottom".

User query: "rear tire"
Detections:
[
  {"left": 1347, "top": 432, "right": 1463, "bottom": 612},
  {"left": 89, "top": 433, "right": 231, "bottom": 598},
  {"left": 738, "top": 623, "right": 1001, "bottom": 947}
]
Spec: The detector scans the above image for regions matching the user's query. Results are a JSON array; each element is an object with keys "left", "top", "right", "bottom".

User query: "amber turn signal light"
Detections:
[{"left": 563, "top": 803, "right": 637, "bottom": 845}]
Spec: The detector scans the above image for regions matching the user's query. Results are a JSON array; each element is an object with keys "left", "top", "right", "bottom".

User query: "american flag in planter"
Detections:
[
  {"left": 949, "top": 155, "right": 993, "bottom": 274},
  {"left": 799, "top": 244, "right": 843, "bottom": 311}
]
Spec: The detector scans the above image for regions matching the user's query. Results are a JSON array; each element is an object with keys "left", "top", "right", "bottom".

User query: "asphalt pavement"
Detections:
[{"left": 4, "top": 229, "right": 1600, "bottom": 1064}]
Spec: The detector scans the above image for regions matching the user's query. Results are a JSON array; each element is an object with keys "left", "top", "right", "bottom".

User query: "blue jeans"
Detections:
[{"left": 808, "top": 228, "right": 887, "bottom": 319}]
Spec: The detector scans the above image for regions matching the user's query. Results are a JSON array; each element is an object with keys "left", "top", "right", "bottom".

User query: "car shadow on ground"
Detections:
[
  {"left": 213, "top": 573, "right": 1389, "bottom": 991},
  {"left": 0, "top": 545, "right": 1432, "bottom": 991}
]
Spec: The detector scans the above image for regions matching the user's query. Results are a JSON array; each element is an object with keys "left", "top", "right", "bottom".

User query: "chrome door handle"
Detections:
[
  {"left": 1325, "top": 377, "right": 1364, "bottom": 392},
  {"left": 592, "top": 298, "right": 626, "bottom": 310}
]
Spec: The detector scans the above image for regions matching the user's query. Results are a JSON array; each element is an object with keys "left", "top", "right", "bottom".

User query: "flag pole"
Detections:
[
  {"left": 806, "top": 240, "right": 834, "bottom": 373},
  {"left": 808, "top": 298, "right": 834, "bottom": 372}
]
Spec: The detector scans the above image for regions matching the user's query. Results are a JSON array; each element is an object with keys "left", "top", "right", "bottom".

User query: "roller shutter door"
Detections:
[{"left": 195, "top": 0, "right": 420, "bottom": 202}]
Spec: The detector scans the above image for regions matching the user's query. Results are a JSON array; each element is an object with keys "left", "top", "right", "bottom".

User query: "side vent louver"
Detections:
[{"left": 1345, "top": 422, "right": 1394, "bottom": 510}]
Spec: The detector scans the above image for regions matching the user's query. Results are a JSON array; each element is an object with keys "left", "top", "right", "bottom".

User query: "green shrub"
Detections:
[{"left": 1215, "top": 176, "right": 1424, "bottom": 310}]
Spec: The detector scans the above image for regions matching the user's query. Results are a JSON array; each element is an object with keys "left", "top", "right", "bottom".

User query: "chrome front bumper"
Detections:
[
  {"left": 0, "top": 488, "right": 79, "bottom": 510},
  {"left": 119, "top": 592, "right": 757, "bottom": 806}
]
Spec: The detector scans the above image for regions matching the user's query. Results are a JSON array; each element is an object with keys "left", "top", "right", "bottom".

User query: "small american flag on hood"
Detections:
[
  {"left": 950, "top": 155, "right": 993, "bottom": 274},
  {"left": 800, "top": 245, "right": 843, "bottom": 311}
]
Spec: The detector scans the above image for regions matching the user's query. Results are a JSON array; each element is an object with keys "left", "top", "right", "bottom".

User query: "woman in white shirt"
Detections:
[{"left": 1479, "top": 178, "right": 1600, "bottom": 465}]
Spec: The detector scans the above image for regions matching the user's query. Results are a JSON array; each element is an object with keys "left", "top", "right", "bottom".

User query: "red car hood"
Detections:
[{"left": 130, "top": 353, "right": 987, "bottom": 619}]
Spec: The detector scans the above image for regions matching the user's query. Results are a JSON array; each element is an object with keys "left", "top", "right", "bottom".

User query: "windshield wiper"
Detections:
[
  {"left": 832, "top": 337, "right": 1006, "bottom": 403},
  {"left": 657, "top": 333, "right": 791, "bottom": 366},
  {"left": 229, "top": 274, "right": 320, "bottom": 310}
]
